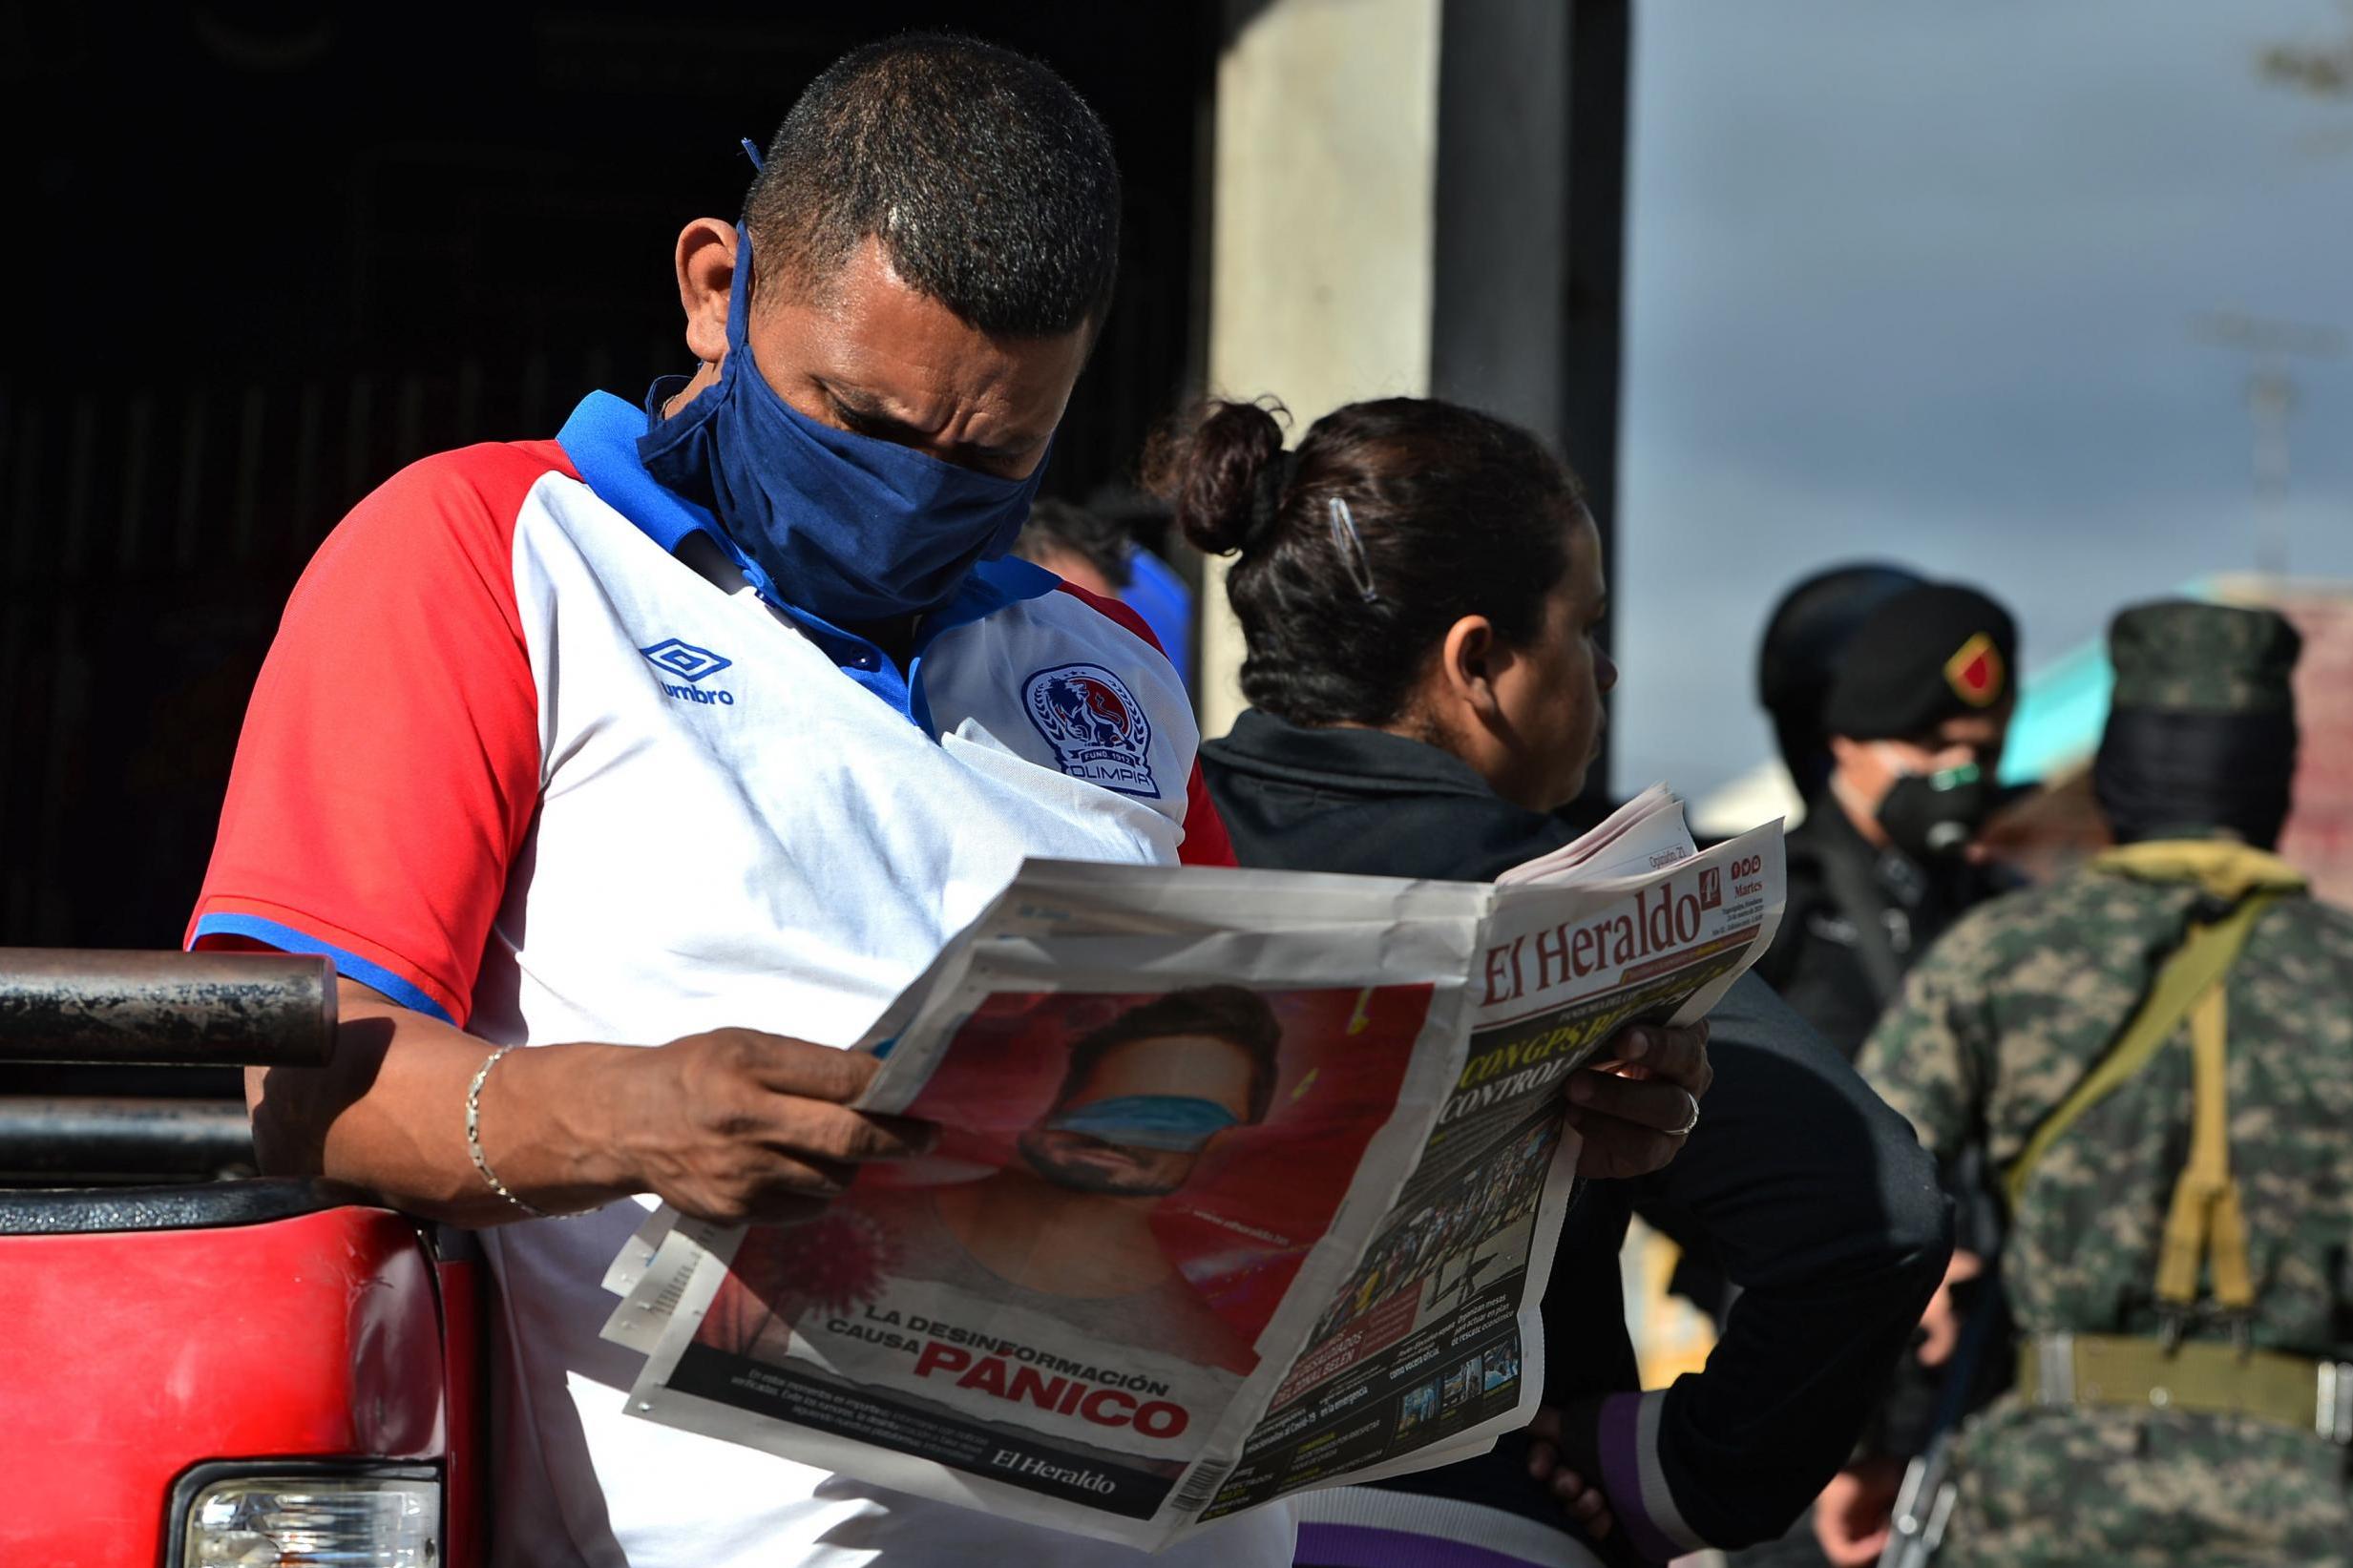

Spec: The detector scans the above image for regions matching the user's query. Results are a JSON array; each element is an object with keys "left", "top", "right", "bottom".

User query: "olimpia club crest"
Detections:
[{"left": 1022, "top": 662, "right": 1160, "bottom": 798}]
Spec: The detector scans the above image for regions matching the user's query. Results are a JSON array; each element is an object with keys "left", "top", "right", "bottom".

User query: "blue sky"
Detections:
[{"left": 1612, "top": 0, "right": 2353, "bottom": 802}]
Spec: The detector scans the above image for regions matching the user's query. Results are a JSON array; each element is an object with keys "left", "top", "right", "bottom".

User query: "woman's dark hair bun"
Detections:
[
  {"left": 1145, "top": 398, "right": 1290, "bottom": 557},
  {"left": 1145, "top": 393, "right": 1586, "bottom": 729}
]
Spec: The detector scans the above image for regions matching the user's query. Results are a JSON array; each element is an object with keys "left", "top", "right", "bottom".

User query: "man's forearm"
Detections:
[
  {"left": 247, "top": 978, "right": 641, "bottom": 1225},
  {"left": 250, "top": 977, "right": 925, "bottom": 1227}
]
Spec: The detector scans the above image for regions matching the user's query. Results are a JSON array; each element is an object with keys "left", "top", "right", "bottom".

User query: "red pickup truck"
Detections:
[{"left": 0, "top": 951, "right": 483, "bottom": 1566}]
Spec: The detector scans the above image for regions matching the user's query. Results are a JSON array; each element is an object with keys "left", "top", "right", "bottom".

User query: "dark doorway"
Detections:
[{"left": 0, "top": 4, "right": 1214, "bottom": 952}]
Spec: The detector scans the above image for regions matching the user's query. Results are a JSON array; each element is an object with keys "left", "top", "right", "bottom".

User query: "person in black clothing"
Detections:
[
  {"left": 1754, "top": 578, "right": 2020, "bottom": 1060},
  {"left": 1742, "top": 575, "right": 2022, "bottom": 1567},
  {"left": 1152, "top": 395, "right": 1953, "bottom": 1567},
  {"left": 1712, "top": 575, "right": 2023, "bottom": 1568}
]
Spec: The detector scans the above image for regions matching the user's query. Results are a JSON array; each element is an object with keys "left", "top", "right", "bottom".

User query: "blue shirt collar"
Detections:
[{"left": 557, "top": 388, "right": 734, "bottom": 560}]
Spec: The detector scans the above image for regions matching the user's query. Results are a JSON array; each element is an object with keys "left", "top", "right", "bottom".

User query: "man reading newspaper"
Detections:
[
  {"left": 607, "top": 796, "right": 1770, "bottom": 1551},
  {"left": 200, "top": 34, "right": 1712, "bottom": 1568}
]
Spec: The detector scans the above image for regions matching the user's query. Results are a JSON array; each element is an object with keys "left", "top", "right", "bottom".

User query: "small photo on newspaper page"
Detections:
[
  {"left": 1199, "top": 1101, "right": 1563, "bottom": 1516},
  {"left": 659, "top": 982, "right": 1436, "bottom": 1523},
  {"left": 1301, "top": 1109, "right": 1559, "bottom": 1358}
]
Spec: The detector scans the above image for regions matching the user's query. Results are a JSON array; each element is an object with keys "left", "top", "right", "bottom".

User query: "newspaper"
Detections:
[{"left": 601, "top": 787, "right": 1783, "bottom": 1551}]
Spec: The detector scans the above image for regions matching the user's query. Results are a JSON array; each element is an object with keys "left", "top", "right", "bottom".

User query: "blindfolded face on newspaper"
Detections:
[
  {"left": 1044, "top": 1095, "right": 1240, "bottom": 1152},
  {"left": 1018, "top": 1031, "right": 1262, "bottom": 1198}
]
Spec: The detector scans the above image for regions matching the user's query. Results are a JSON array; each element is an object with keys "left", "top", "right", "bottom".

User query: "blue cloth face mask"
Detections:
[
  {"left": 1044, "top": 1095, "right": 1241, "bottom": 1153},
  {"left": 637, "top": 226, "right": 1051, "bottom": 626}
]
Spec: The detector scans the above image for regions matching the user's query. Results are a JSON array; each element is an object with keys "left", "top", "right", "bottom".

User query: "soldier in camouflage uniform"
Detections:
[{"left": 1857, "top": 599, "right": 2353, "bottom": 1566}]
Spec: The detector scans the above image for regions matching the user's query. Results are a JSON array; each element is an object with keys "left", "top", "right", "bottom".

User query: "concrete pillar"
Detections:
[{"left": 1199, "top": 0, "right": 1444, "bottom": 740}]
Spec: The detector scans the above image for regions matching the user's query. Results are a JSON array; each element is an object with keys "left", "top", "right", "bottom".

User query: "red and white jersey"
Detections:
[{"left": 189, "top": 392, "right": 1282, "bottom": 1568}]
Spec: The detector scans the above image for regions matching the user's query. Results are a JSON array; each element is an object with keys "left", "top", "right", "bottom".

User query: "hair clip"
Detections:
[
  {"left": 740, "top": 137, "right": 766, "bottom": 172},
  {"left": 1328, "top": 497, "right": 1379, "bottom": 603}
]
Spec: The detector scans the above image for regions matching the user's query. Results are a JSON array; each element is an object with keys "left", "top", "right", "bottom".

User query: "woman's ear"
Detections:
[
  {"left": 674, "top": 219, "right": 740, "bottom": 366},
  {"left": 1437, "top": 615, "right": 1506, "bottom": 722}
]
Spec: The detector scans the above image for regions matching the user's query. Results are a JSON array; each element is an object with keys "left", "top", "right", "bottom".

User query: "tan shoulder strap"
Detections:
[
  {"left": 2157, "top": 979, "right": 2255, "bottom": 1312},
  {"left": 2006, "top": 843, "right": 2306, "bottom": 1316}
]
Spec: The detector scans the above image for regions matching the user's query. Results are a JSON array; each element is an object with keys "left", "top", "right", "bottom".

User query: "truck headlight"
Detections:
[{"left": 177, "top": 1467, "right": 438, "bottom": 1566}]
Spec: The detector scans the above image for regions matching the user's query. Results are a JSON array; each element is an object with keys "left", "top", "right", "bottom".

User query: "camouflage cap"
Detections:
[{"left": 2108, "top": 599, "right": 2300, "bottom": 716}]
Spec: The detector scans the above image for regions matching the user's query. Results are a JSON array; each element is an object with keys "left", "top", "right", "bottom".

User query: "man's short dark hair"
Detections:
[
  {"left": 1013, "top": 499, "right": 1135, "bottom": 591},
  {"left": 745, "top": 32, "right": 1120, "bottom": 337},
  {"left": 1057, "top": 987, "right": 1283, "bottom": 1125}
]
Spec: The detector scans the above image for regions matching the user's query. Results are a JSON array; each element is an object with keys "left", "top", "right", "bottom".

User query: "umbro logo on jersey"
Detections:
[
  {"left": 641, "top": 638, "right": 731, "bottom": 681},
  {"left": 640, "top": 638, "right": 737, "bottom": 706},
  {"left": 1023, "top": 662, "right": 1158, "bottom": 798}
]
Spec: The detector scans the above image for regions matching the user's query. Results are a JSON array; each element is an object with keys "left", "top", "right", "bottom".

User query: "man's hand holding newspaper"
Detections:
[
  {"left": 600, "top": 1034, "right": 934, "bottom": 1225},
  {"left": 599, "top": 784, "right": 1782, "bottom": 1551}
]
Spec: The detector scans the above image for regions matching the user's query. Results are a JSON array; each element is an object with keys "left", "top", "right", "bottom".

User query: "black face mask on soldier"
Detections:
[{"left": 1874, "top": 757, "right": 1993, "bottom": 861}]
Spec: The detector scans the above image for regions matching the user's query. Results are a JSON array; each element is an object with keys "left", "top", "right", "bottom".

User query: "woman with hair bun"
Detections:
[
  {"left": 1154, "top": 397, "right": 1953, "bottom": 1568},
  {"left": 1163, "top": 396, "right": 1609, "bottom": 824}
]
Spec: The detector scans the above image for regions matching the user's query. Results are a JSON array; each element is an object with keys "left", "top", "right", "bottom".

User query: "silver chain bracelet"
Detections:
[{"left": 466, "top": 1044, "right": 550, "bottom": 1218}]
